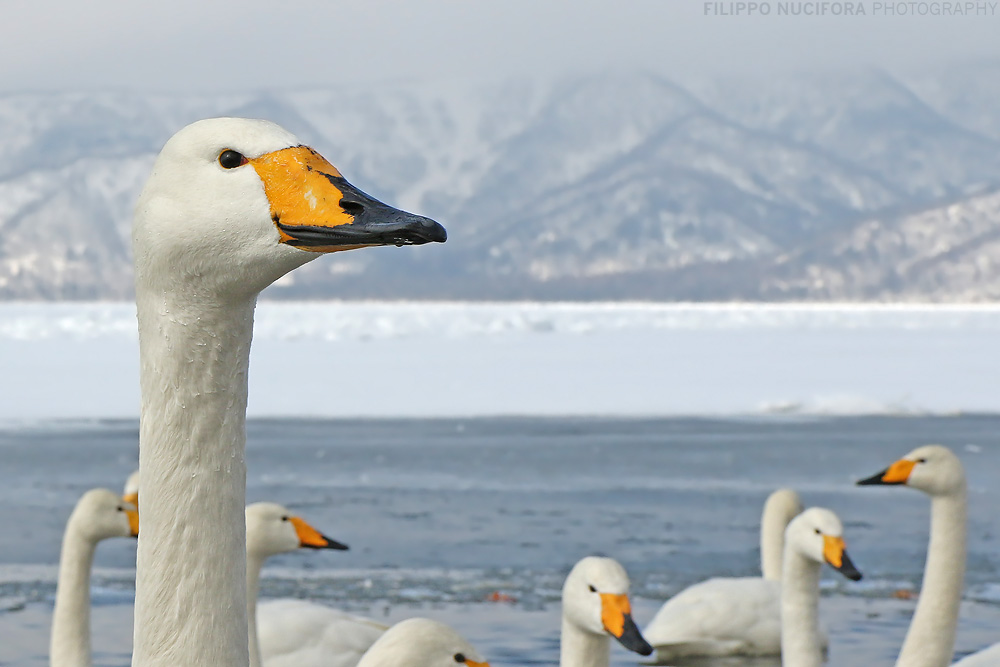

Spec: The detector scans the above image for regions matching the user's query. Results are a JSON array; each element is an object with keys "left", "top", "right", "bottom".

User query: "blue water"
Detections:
[{"left": 1, "top": 416, "right": 999, "bottom": 665}]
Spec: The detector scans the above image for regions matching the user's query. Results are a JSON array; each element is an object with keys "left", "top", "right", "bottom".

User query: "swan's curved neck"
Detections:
[
  {"left": 246, "top": 551, "right": 266, "bottom": 667},
  {"left": 132, "top": 293, "right": 257, "bottom": 667},
  {"left": 780, "top": 549, "right": 823, "bottom": 667},
  {"left": 50, "top": 524, "right": 97, "bottom": 667},
  {"left": 761, "top": 499, "right": 797, "bottom": 581},
  {"left": 896, "top": 489, "right": 967, "bottom": 667},
  {"left": 560, "top": 618, "right": 610, "bottom": 667}
]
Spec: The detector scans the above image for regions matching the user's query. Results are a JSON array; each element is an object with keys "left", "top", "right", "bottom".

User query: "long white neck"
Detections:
[
  {"left": 247, "top": 551, "right": 265, "bottom": 667},
  {"left": 50, "top": 525, "right": 97, "bottom": 667},
  {"left": 761, "top": 497, "right": 798, "bottom": 581},
  {"left": 560, "top": 617, "right": 610, "bottom": 667},
  {"left": 132, "top": 292, "right": 257, "bottom": 667},
  {"left": 780, "top": 549, "right": 823, "bottom": 667},
  {"left": 896, "top": 489, "right": 967, "bottom": 667}
]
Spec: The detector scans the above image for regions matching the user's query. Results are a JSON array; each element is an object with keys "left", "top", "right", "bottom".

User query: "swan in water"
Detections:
[
  {"left": 858, "top": 444, "right": 982, "bottom": 667},
  {"left": 50, "top": 489, "right": 139, "bottom": 667},
  {"left": 354, "top": 618, "right": 488, "bottom": 667},
  {"left": 643, "top": 488, "right": 805, "bottom": 660},
  {"left": 245, "top": 502, "right": 386, "bottom": 667},
  {"left": 779, "top": 507, "right": 863, "bottom": 667},
  {"left": 130, "top": 117, "right": 445, "bottom": 667},
  {"left": 560, "top": 556, "right": 653, "bottom": 667}
]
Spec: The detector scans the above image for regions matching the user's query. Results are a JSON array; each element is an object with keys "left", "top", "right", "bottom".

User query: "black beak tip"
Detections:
[
  {"left": 323, "top": 536, "right": 350, "bottom": 551},
  {"left": 616, "top": 615, "right": 655, "bottom": 656},
  {"left": 417, "top": 216, "right": 447, "bottom": 244},
  {"left": 857, "top": 469, "right": 888, "bottom": 486}
]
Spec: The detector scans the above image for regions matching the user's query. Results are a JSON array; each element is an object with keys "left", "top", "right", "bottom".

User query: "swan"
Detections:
[
  {"left": 779, "top": 507, "right": 863, "bottom": 667},
  {"left": 354, "top": 618, "right": 488, "bottom": 667},
  {"left": 857, "top": 445, "right": 968, "bottom": 667},
  {"left": 560, "top": 556, "right": 653, "bottom": 667},
  {"left": 50, "top": 488, "right": 139, "bottom": 667},
  {"left": 643, "top": 488, "right": 805, "bottom": 660},
  {"left": 245, "top": 502, "right": 386, "bottom": 667},
  {"left": 131, "top": 117, "right": 445, "bottom": 667}
]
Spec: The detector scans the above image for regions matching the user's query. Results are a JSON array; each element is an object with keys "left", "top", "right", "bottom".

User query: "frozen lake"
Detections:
[{"left": 0, "top": 301, "right": 999, "bottom": 420}]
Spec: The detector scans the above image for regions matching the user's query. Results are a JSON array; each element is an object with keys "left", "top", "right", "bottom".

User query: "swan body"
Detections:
[
  {"left": 953, "top": 644, "right": 1000, "bottom": 666},
  {"left": 243, "top": 502, "right": 386, "bottom": 667},
  {"left": 561, "top": 556, "right": 653, "bottom": 667},
  {"left": 50, "top": 489, "right": 139, "bottom": 667},
  {"left": 131, "top": 117, "right": 444, "bottom": 667},
  {"left": 355, "top": 618, "right": 488, "bottom": 667},
  {"left": 643, "top": 488, "right": 805, "bottom": 660},
  {"left": 858, "top": 445, "right": 967, "bottom": 667},
  {"left": 780, "top": 507, "right": 862, "bottom": 667}
]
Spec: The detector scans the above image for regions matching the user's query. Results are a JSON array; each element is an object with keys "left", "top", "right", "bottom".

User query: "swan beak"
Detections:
[
  {"left": 463, "top": 661, "right": 490, "bottom": 667},
  {"left": 251, "top": 146, "right": 446, "bottom": 251},
  {"left": 600, "top": 593, "right": 654, "bottom": 656},
  {"left": 125, "top": 506, "right": 140, "bottom": 538},
  {"left": 823, "top": 535, "right": 863, "bottom": 581},
  {"left": 122, "top": 492, "right": 139, "bottom": 507},
  {"left": 289, "top": 516, "right": 349, "bottom": 550},
  {"left": 857, "top": 458, "right": 915, "bottom": 486}
]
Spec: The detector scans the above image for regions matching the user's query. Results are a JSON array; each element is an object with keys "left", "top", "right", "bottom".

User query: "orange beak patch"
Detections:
[
  {"left": 600, "top": 593, "right": 632, "bottom": 638},
  {"left": 122, "top": 492, "right": 139, "bottom": 508},
  {"left": 250, "top": 146, "right": 355, "bottom": 248},
  {"left": 881, "top": 459, "right": 916, "bottom": 484},
  {"left": 125, "top": 507, "right": 140, "bottom": 537},
  {"left": 823, "top": 535, "right": 846, "bottom": 568},
  {"left": 464, "top": 661, "right": 490, "bottom": 667},
  {"left": 289, "top": 516, "right": 331, "bottom": 548}
]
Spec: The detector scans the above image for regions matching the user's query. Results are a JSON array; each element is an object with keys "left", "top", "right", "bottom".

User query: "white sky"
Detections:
[{"left": 2, "top": 0, "right": 999, "bottom": 92}]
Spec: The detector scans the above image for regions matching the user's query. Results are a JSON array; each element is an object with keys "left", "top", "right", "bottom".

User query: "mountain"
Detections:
[{"left": 0, "top": 65, "right": 999, "bottom": 301}]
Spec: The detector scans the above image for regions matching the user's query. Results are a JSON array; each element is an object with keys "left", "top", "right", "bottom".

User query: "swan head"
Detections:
[
  {"left": 561, "top": 556, "right": 654, "bottom": 656},
  {"left": 856, "top": 444, "right": 965, "bottom": 497},
  {"left": 134, "top": 117, "right": 446, "bottom": 300},
  {"left": 68, "top": 488, "right": 140, "bottom": 543},
  {"left": 785, "top": 508, "right": 862, "bottom": 581},
  {"left": 356, "top": 617, "right": 489, "bottom": 667},
  {"left": 245, "top": 502, "right": 348, "bottom": 559}
]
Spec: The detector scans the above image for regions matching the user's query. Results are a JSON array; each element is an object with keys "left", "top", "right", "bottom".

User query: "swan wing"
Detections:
[{"left": 258, "top": 598, "right": 387, "bottom": 667}]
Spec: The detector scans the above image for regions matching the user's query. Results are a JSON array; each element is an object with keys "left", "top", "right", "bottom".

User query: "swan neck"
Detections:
[
  {"left": 896, "top": 489, "right": 967, "bottom": 667},
  {"left": 560, "top": 617, "right": 610, "bottom": 667},
  {"left": 761, "top": 500, "right": 795, "bottom": 581},
  {"left": 50, "top": 525, "right": 97, "bottom": 667},
  {"left": 132, "top": 293, "right": 256, "bottom": 667},
  {"left": 246, "top": 551, "right": 265, "bottom": 667},
  {"left": 780, "top": 549, "right": 823, "bottom": 667}
]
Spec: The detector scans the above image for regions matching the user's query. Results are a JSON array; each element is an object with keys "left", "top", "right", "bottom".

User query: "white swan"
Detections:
[
  {"left": 858, "top": 445, "right": 969, "bottom": 667},
  {"left": 354, "top": 618, "right": 488, "bottom": 667},
  {"left": 779, "top": 507, "right": 863, "bottom": 667},
  {"left": 560, "top": 556, "right": 653, "bottom": 667},
  {"left": 50, "top": 488, "right": 139, "bottom": 667},
  {"left": 245, "top": 503, "right": 386, "bottom": 667},
  {"left": 643, "top": 488, "right": 805, "bottom": 660},
  {"left": 131, "top": 117, "right": 445, "bottom": 667}
]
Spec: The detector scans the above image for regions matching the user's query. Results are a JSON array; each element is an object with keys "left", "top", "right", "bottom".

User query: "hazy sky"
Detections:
[{"left": 2, "top": 0, "right": 999, "bottom": 92}]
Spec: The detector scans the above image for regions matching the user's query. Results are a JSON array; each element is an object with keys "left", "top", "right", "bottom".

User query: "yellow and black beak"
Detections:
[
  {"left": 289, "top": 516, "right": 349, "bottom": 551},
  {"left": 823, "top": 535, "right": 862, "bottom": 581},
  {"left": 600, "top": 593, "right": 654, "bottom": 656},
  {"left": 250, "top": 146, "right": 446, "bottom": 251},
  {"left": 857, "top": 458, "right": 916, "bottom": 486},
  {"left": 125, "top": 506, "right": 140, "bottom": 538}
]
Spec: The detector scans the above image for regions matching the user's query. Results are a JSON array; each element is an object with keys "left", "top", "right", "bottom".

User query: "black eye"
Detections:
[
  {"left": 219, "top": 150, "right": 248, "bottom": 169},
  {"left": 281, "top": 516, "right": 290, "bottom": 522},
  {"left": 916, "top": 458, "right": 927, "bottom": 464},
  {"left": 814, "top": 528, "right": 822, "bottom": 535},
  {"left": 588, "top": 585, "right": 597, "bottom": 592},
  {"left": 453, "top": 653, "right": 465, "bottom": 663},
  {"left": 117, "top": 506, "right": 124, "bottom": 512}
]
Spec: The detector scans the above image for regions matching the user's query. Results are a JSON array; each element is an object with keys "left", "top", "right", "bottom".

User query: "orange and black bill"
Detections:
[
  {"left": 289, "top": 516, "right": 349, "bottom": 551},
  {"left": 857, "top": 458, "right": 915, "bottom": 486},
  {"left": 600, "top": 593, "right": 654, "bottom": 656},
  {"left": 823, "top": 535, "right": 863, "bottom": 581},
  {"left": 250, "top": 146, "right": 446, "bottom": 251}
]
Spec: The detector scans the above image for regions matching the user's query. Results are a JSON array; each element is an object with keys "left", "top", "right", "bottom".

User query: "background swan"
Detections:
[
  {"left": 858, "top": 445, "right": 967, "bottom": 667},
  {"left": 643, "top": 488, "right": 805, "bottom": 660},
  {"left": 355, "top": 618, "right": 488, "bottom": 667},
  {"left": 245, "top": 502, "right": 385, "bottom": 667},
  {"left": 561, "top": 556, "right": 653, "bottom": 667},
  {"left": 50, "top": 488, "right": 139, "bottom": 667},
  {"left": 131, "top": 117, "right": 445, "bottom": 667},
  {"left": 780, "top": 507, "right": 863, "bottom": 667}
]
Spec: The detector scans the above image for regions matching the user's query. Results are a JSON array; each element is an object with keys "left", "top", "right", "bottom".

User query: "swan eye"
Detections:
[
  {"left": 588, "top": 585, "right": 597, "bottom": 592},
  {"left": 915, "top": 458, "right": 927, "bottom": 464},
  {"left": 453, "top": 653, "right": 466, "bottom": 663},
  {"left": 116, "top": 506, "right": 124, "bottom": 512},
  {"left": 281, "top": 516, "right": 289, "bottom": 522},
  {"left": 219, "top": 150, "right": 248, "bottom": 169},
  {"left": 814, "top": 528, "right": 822, "bottom": 535}
]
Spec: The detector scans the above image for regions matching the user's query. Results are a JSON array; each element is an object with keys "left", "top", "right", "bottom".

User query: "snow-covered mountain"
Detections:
[{"left": 1, "top": 65, "right": 999, "bottom": 301}]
